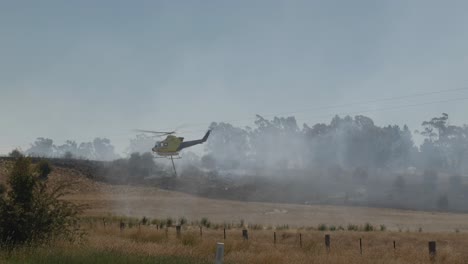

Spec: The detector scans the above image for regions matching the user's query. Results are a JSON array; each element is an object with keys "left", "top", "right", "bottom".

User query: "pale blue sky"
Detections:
[{"left": 1, "top": 0, "right": 468, "bottom": 154}]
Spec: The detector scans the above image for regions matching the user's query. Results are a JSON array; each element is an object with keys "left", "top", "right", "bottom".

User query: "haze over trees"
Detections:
[
  {"left": 194, "top": 113, "right": 468, "bottom": 212},
  {"left": 17, "top": 113, "right": 468, "bottom": 212},
  {"left": 20, "top": 113, "right": 468, "bottom": 176},
  {"left": 25, "top": 137, "right": 119, "bottom": 161},
  {"left": 203, "top": 113, "right": 467, "bottom": 175}
]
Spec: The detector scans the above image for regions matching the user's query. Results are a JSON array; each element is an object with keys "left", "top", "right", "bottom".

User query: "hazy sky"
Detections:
[{"left": 1, "top": 0, "right": 468, "bottom": 154}]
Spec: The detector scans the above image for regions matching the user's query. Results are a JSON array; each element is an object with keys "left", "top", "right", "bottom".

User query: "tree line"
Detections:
[
  {"left": 203, "top": 113, "right": 468, "bottom": 175},
  {"left": 13, "top": 113, "right": 468, "bottom": 175}
]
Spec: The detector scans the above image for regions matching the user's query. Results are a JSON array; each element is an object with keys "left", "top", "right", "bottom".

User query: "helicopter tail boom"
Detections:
[{"left": 176, "top": 130, "right": 211, "bottom": 151}]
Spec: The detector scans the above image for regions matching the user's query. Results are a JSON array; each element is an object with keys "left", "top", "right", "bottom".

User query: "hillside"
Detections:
[{"left": 2, "top": 158, "right": 468, "bottom": 232}]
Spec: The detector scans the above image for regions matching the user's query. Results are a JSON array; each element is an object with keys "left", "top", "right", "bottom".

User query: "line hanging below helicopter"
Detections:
[{"left": 134, "top": 129, "right": 211, "bottom": 177}]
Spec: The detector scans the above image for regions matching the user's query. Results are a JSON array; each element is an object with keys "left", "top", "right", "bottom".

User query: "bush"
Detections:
[
  {"left": 318, "top": 224, "right": 328, "bottom": 231},
  {"left": 363, "top": 223, "right": 374, "bottom": 232},
  {"left": 347, "top": 224, "right": 359, "bottom": 231},
  {"left": 200, "top": 217, "right": 210, "bottom": 228},
  {"left": 248, "top": 224, "right": 263, "bottom": 230},
  {"left": 8, "top": 149, "right": 23, "bottom": 158},
  {"left": 141, "top": 216, "right": 149, "bottom": 225},
  {"left": 276, "top": 224, "right": 289, "bottom": 230},
  {"left": 380, "top": 224, "right": 386, "bottom": 231},
  {"left": 36, "top": 160, "right": 52, "bottom": 180},
  {"left": 179, "top": 217, "right": 187, "bottom": 226},
  {"left": 165, "top": 218, "right": 173, "bottom": 227},
  {"left": 0, "top": 157, "right": 81, "bottom": 248}
]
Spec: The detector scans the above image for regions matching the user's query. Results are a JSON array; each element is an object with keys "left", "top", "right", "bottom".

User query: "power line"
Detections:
[
  {"left": 176, "top": 96, "right": 468, "bottom": 135},
  {"left": 161, "top": 86, "right": 468, "bottom": 131}
]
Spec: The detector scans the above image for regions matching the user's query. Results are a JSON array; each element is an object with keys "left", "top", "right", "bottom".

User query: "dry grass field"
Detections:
[
  {"left": 3, "top": 222, "right": 468, "bottom": 264},
  {"left": 2, "top": 160, "right": 468, "bottom": 263}
]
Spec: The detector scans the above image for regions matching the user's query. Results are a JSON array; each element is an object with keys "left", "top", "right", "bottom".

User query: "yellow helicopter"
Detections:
[{"left": 135, "top": 129, "right": 211, "bottom": 176}]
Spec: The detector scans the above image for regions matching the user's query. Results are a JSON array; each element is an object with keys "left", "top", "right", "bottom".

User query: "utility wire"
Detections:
[
  {"left": 175, "top": 96, "right": 468, "bottom": 135},
  {"left": 159, "top": 87, "right": 468, "bottom": 131}
]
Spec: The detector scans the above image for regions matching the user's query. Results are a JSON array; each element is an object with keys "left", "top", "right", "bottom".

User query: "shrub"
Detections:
[
  {"left": 36, "top": 160, "right": 52, "bottom": 180},
  {"left": 329, "top": 225, "right": 336, "bottom": 231},
  {"left": 179, "top": 217, "right": 187, "bottom": 226},
  {"left": 8, "top": 149, "right": 23, "bottom": 159},
  {"left": 380, "top": 224, "right": 386, "bottom": 231},
  {"left": 363, "top": 223, "right": 374, "bottom": 232},
  {"left": 276, "top": 224, "right": 289, "bottom": 230},
  {"left": 318, "top": 224, "right": 328, "bottom": 231},
  {"left": 165, "top": 218, "right": 173, "bottom": 227},
  {"left": 0, "top": 157, "right": 81, "bottom": 248},
  {"left": 347, "top": 224, "right": 359, "bottom": 231},
  {"left": 248, "top": 224, "right": 263, "bottom": 230},
  {"left": 200, "top": 217, "right": 210, "bottom": 228}
]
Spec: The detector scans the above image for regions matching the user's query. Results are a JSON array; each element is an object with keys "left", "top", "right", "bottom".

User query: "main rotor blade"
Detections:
[{"left": 134, "top": 129, "right": 175, "bottom": 135}]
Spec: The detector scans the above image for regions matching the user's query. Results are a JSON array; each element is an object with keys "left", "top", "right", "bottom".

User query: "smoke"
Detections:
[
  {"left": 17, "top": 113, "right": 468, "bottom": 212},
  {"left": 173, "top": 113, "right": 468, "bottom": 212}
]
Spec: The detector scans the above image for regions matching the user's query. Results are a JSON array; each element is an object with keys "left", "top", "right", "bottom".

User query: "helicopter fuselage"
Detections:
[
  {"left": 151, "top": 130, "right": 211, "bottom": 157},
  {"left": 152, "top": 135, "right": 182, "bottom": 155}
]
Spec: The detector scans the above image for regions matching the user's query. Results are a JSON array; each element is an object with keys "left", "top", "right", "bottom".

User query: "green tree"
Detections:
[{"left": 0, "top": 157, "right": 81, "bottom": 248}]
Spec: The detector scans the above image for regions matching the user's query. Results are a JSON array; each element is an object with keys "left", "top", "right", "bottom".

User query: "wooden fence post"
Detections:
[
  {"left": 224, "top": 228, "right": 226, "bottom": 240},
  {"left": 176, "top": 225, "right": 181, "bottom": 238},
  {"left": 274, "top": 232, "right": 276, "bottom": 245},
  {"left": 359, "top": 238, "right": 362, "bottom": 255},
  {"left": 200, "top": 226, "right": 203, "bottom": 237},
  {"left": 119, "top": 220, "right": 125, "bottom": 232},
  {"left": 325, "top": 234, "right": 330, "bottom": 253},
  {"left": 299, "top": 233, "right": 302, "bottom": 248},
  {"left": 242, "top": 229, "right": 249, "bottom": 241},
  {"left": 429, "top": 241, "right": 436, "bottom": 260}
]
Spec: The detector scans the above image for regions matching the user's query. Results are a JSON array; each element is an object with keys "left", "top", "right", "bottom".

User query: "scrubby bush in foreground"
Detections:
[{"left": 0, "top": 157, "right": 82, "bottom": 248}]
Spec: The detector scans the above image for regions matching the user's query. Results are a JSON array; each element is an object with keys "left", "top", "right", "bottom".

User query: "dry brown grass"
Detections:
[
  {"left": 72, "top": 221, "right": 468, "bottom": 264},
  {"left": 2, "top": 160, "right": 468, "bottom": 232},
  {"left": 3, "top": 161, "right": 468, "bottom": 263}
]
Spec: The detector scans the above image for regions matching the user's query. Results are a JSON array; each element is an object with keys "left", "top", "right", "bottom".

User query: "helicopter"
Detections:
[{"left": 135, "top": 129, "right": 211, "bottom": 176}]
